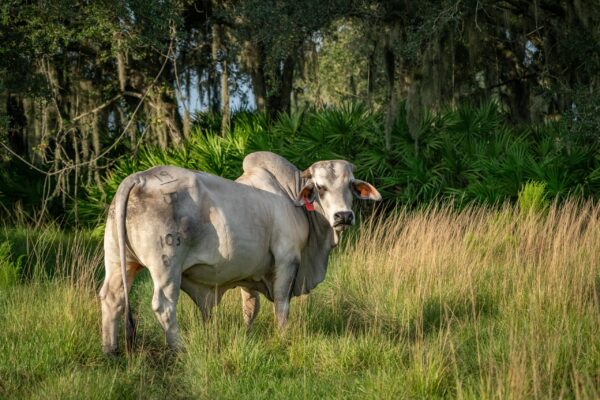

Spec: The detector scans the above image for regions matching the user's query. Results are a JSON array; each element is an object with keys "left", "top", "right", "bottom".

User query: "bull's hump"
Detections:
[{"left": 243, "top": 151, "right": 298, "bottom": 175}]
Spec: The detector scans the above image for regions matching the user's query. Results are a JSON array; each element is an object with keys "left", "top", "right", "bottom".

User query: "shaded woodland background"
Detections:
[{"left": 1, "top": 0, "right": 599, "bottom": 223}]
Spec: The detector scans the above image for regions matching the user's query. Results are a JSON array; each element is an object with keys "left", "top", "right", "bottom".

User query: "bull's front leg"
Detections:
[{"left": 272, "top": 257, "right": 299, "bottom": 330}]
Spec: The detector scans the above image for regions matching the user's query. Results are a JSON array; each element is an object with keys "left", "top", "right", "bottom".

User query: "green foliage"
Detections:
[
  {"left": 0, "top": 162, "right": 51, "bottom": 218},
  {"left": 76, "top": 102, "right": 600, "bottom": 226},
  {"left": 392, "top": 101, "right": 600, "bottom": 206},
  {"left": 518, "top": 181, "right": 549, "bottom": 215},
  {"left": 0, "top": 226, "right": 101, "bottom": 282},
  {"left": 0, "top": 0, "right": 180, "bottom": 98},
  {"left": 0, "top": 241, "right": 20, "bottom": 288},
  {"left": 561, "top": 87, "right": 600, "bottom": 145}
]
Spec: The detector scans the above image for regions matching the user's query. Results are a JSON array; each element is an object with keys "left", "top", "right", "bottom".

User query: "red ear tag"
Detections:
[{"left": 303, "top": 197, "right": 315, "bottom": 212}]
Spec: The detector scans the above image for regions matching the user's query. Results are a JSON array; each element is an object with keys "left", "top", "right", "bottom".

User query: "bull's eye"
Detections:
[{"left": 315, "top": 183, "right": 327, "bottom": 192}]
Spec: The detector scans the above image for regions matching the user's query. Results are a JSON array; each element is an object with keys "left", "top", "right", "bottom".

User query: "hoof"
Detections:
[{"left": 103, "top": 346, "right": 120, "bottom": 357}]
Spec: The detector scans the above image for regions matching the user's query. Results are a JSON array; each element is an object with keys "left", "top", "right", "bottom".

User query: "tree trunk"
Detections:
[
  {"left": 243, "top": 41, "right": 267, "bottom": 113},
  {"left": 22, "top": 97, "right": 41, "bottom": 161},
  {"left": 251, "top": 66, "right": 267, "bottom": 113},
  {"left": 212, "top": 23, "right": 230, "bottom": 135},
  {"left": 278, "top": 54, "right": 295, "bottom": 114},
  {"left": 183, "top": 67, "right": 191, "bottom": 139},
  {"left": 6, "top": 95, "right": 28, "bottom": 157},
  {"left": 267, "top": 54, "right": 295, "bottom": 116},
  {"left": 367, "top": 49, "right": 376, "bottom": 108},
  {"left": 406, "top": 74, "right": 423, "bottom": 157},
  {"left": 208, "top": 20, "right": 219, "bottom": 117},
  {"left": 158, "top": 88, "right": 184, "bottom": 146},
  {"left": 115, "top": 34, "right": 127, "bottom": 93},
  {"left": 183, "top": 108, "right": 191, "bottom": 139},
  {"left": 383, "top": 42, "right": 396, "bottom": 151},
  {"left": 220, "top": 59, "right": 230, "bottom": 135}
]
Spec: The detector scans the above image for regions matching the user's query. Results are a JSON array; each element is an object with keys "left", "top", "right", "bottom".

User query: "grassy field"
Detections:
[{"left": 1, "top": 203, "right": 599, "bottom": 399}]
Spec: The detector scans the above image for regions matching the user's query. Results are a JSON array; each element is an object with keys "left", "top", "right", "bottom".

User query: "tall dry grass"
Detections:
[
  {"left": 1, "top": 202, "right": 599, "bottom": 398},
  {"left": 326, "top": 201, "right": 600, "bottom": 399}
]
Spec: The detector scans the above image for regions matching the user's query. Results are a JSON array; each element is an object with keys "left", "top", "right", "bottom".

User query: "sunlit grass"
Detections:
[{"left": 1, "top": 202, "right": 599, "bottom": 398}]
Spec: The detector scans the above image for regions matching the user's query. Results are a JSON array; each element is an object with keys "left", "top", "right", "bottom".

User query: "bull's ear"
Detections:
[
  {"left": 351, "top": 179, "right": 382, "bottom": 201},
  {"left": 297, "top": 181, "right": 317, "bottom": 204}
]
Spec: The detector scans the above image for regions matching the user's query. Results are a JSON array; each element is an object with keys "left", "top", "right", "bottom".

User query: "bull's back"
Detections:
[{"left": 108, "top": 166, "right": 282, "bottom": 285}]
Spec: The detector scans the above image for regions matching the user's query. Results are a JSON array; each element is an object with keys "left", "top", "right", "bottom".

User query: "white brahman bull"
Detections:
[{"left": 100, "top": 151, "right": 380, "bottom": 353}]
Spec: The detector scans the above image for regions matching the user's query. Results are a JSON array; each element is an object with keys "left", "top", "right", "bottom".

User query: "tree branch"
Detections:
[{"left": 71, "top": 94, "right": 122, "bottom": 122}]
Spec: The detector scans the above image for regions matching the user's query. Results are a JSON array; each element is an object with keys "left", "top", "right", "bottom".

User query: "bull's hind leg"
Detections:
[
  {"left": 99, "top": 260, "right": 141, "bottom": 354},
  {"left": 148, "top": 263, "right": 182, "bottom": 351},
  {"left": 240, "top": 288, "right": 260, "bottom": 328}
]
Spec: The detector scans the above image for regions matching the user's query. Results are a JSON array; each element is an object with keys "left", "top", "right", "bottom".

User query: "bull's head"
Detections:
[{"left": 297, "top": 160, "right": 381, "bottom": 231}]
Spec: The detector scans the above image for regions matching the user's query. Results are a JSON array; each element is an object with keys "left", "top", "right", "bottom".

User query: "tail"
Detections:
[{"left": 114, "top": 174, "right": 138, "bottom": 353}]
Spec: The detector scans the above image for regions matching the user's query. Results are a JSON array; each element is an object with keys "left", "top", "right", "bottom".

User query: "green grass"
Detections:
[{"left": 1, "top": 202, "right": 599, "bottom": 399}]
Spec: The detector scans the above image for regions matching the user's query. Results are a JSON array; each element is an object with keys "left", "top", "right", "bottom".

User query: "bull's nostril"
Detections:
[
  {"left": 334, "top": 211, "right": 354, "bottom": 225},
  {"left": 345, "top": 214, "right": 354, "bottom": 224}
]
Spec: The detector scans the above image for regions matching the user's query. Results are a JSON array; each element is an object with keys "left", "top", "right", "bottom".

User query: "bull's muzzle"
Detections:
[{"left": 333, "top": 211, "right": 354, "bottom": 230}]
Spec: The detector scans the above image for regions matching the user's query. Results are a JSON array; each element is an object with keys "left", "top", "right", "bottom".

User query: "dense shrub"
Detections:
[
  {"left": 71, "top": 102, "right": 600, "bottom": 225},
  {"left": 518, "top": 181, "right": 549, "bottom": 215},
  {"left": 0, "top": 241, "right": 20, "bottom": 288},
  {"left": 0, "top": 163, "right": 49, "bottom": 217}
]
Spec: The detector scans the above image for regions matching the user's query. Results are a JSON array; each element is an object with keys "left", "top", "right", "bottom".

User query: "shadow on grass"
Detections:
[
  {"left": 305, "top": 289, "right": 499, "bottom": 343},
  {"left": 0, "top": 227, "right": 103, "bottom": 283}
]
